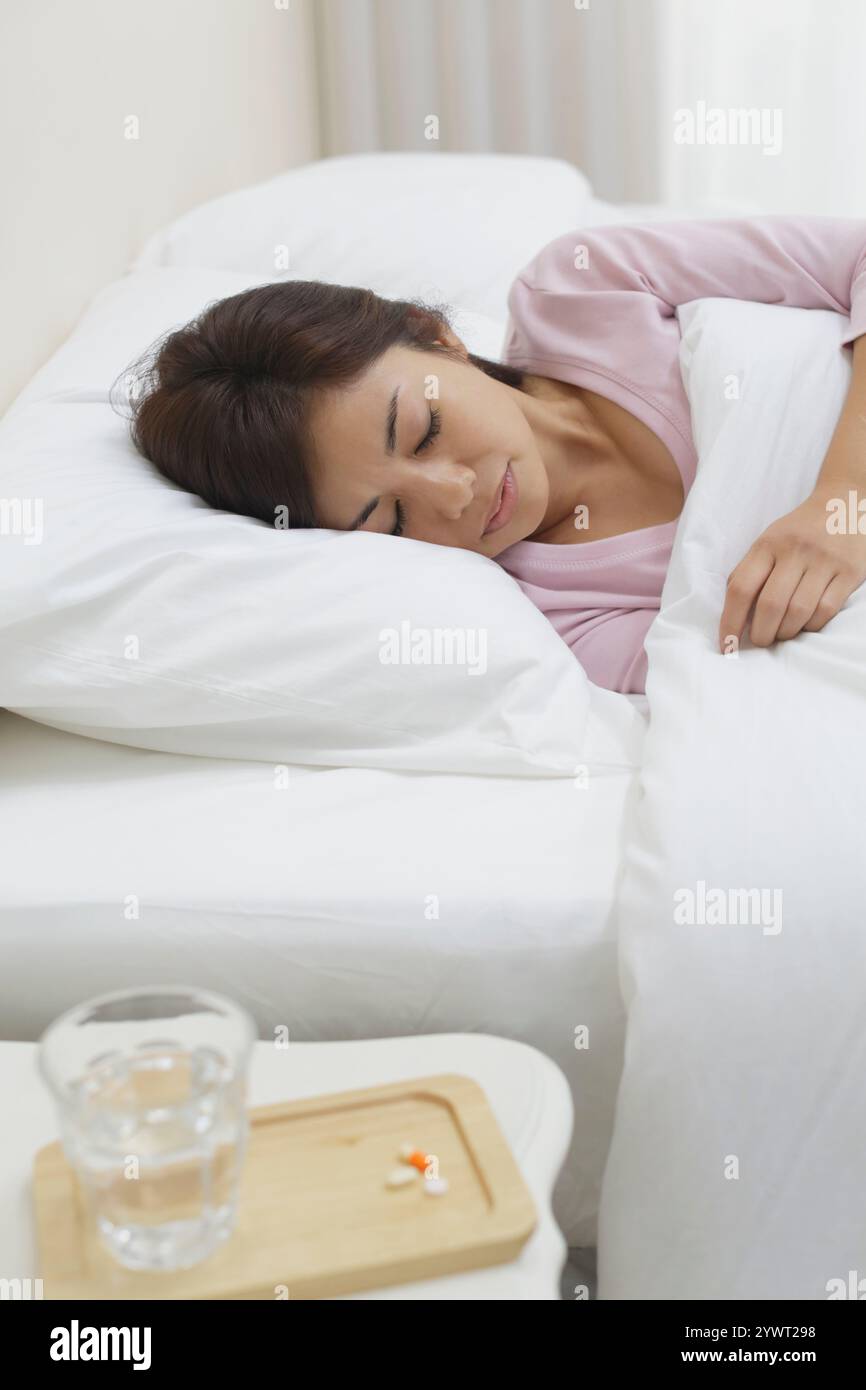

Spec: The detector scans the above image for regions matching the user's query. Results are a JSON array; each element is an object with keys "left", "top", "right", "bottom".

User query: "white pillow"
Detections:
[
  {"left": 0, "top": 266, "right": 645, "bottom": 775},
  {"left": 134, "top": 153, "right": 592, "bottom": 321}
]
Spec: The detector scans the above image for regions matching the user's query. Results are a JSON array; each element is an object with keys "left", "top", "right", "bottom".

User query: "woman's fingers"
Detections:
[
  {"left": 775, "top": 566, "right": 837, "bottom": 640},
  {"left": 721, "top": 557, "right": 849, "bottom": 648},
  {"left": 718, "top": 545, "right": 775, "bottom": 651},
  {"left": 748, "top": 558, "right": 808, "bottom": 646},
  {"left": 801, "top": 572, "right": 855, "bottom": 631},
  {"left": 718, "top": 491, "right": 866, "bottom": 652}
]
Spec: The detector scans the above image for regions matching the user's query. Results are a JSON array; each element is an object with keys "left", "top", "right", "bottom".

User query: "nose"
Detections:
[{"left": 415, "top": 459, "right": 476, "bottom": 522}]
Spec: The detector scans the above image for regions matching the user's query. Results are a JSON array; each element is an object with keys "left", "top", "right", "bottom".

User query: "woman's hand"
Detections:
[
  {"left": 719, "top": 335, "right": 866, "bottom": 653},
  {"left": 718, "top": 487, "right": 866, "bottom": 652}
]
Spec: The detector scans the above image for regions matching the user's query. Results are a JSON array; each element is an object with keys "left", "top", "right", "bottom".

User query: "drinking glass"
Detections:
[{"left": 38, "top": 985, "right": 256, "bottom": 1272}]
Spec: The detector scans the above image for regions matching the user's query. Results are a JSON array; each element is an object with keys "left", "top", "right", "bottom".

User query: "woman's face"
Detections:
[{"left": 307, "top": 330, "right": 549, "bottom": 557}]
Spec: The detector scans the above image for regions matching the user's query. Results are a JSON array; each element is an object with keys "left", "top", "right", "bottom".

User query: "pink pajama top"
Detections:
[{"left": 495, "top": 217, "right": 866, "bottom": 693}]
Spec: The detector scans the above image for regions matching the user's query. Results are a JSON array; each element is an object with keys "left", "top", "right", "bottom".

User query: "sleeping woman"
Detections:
[{"left": 128, "top": 218, "right": 866, "bottom": 694}]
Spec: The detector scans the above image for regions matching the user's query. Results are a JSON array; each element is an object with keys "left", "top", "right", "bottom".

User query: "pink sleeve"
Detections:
[{"left": 504, "top": 217, "right": 866, "bottom": 392}]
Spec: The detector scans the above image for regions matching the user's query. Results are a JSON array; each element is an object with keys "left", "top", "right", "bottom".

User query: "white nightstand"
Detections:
[{"left": 0, "top": 1032, "right": 572, "bottom": 1300}]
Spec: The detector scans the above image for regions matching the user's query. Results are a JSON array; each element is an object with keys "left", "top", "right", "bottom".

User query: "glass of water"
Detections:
[{"left": 38, "top": 985, "right": 256, "bottom": 1272}]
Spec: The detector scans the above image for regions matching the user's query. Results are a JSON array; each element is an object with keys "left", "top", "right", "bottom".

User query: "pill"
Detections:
[
  {"left": 424, "top": 1177, "right": 450, "bottom": 1196},
  {"left": 385, "top": 1166, "right": 417, "bottom": 1189},
  {"left": 397, "top": 1142, "right": 416, "bottom": 1160},
  {"left": 403, "top": 1149, "right": 429, "bottom": 1173}
]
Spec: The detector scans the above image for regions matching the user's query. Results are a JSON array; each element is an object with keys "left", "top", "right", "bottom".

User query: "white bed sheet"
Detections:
[
  {"left": 599, "top": 300, "right": 866, "bottom": 1299},
  {"left": 0, "top": 705, "right": 645, "bottom": 1247}
]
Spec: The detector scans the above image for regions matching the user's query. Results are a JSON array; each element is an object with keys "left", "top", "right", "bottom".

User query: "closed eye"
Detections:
[
  {"left": 388, "top": 405, "right": 440, "bottom": 536},
  {"left": 390, "top": 499, "right": 406, "bottom": 536},
  {"left": 415, "top": 405, "right": 441, "bottom": 455},
  {"left": 391, "top": 403, "right": 444, "bottom": 536}
]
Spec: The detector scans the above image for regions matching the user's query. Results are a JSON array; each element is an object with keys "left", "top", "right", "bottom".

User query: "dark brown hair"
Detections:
[{"left": 120, "top": 280, "right": 523, "bottom": 529}]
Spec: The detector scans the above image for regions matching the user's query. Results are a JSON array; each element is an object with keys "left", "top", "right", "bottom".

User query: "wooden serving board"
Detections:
[{"left": 32, "top": 1072, "right": 537, "bottom": 1299}]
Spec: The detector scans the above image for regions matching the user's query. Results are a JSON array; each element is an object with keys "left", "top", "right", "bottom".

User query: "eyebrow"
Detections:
[
  {"left": 347, "top": 386, "right": 401, "bottom": 531},
  {"left": 348, "top": 495, "right": 381, "bottom": 531},
  {"left": 385, "top": 385, "right": 400, "bottom": 455}
]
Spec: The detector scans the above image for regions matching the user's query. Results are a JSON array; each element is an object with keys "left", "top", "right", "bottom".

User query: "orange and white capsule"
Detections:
[
  {"left": 385, "top": 1166, "right": 417, "bottom": 1189},
  {"left": 398, "top": 1144, "right": 429, "bottom": 1173}
]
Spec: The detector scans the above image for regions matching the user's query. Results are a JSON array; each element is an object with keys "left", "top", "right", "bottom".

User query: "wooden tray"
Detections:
[{"left": 32, "top": 1072, "right": 537, "bottom": 1299}]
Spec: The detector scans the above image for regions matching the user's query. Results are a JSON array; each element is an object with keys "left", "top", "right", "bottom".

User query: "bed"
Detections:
[
  {"left": 15, "top": 153, "right": 844, "bottom": 1290},
  {"left": 2, "top": 152, "right": 675, "bottom": 1249},
  {"left": 0, "top": 702, "right": 646, "bottom": 1248}
]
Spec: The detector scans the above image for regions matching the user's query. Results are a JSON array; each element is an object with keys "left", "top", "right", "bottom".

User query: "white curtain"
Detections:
[
  {"left": 659, "top": 0, "right": 866, "bottom": 215},
  {"left": 304, "top": 0, "right": 866, "bottom": 215},
  {"left": 311, "top": 0, "right": 664, "bottom": 202}
]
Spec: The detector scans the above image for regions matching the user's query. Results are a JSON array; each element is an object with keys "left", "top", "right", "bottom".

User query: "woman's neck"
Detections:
[{"left": 511, "top": 373, "right": 622, "bottom": 536}]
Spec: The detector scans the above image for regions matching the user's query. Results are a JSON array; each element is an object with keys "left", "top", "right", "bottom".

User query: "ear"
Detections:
[
  {"left": 405, "top": 306, "right": 469, "bottom": 359},
  {"left": 433, "top": 323, "right": 470, "bottom": 358}
]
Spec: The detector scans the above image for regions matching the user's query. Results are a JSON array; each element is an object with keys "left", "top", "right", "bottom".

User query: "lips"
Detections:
[{"left": 482, "top": 463, "right": 518, "bottom": 537}]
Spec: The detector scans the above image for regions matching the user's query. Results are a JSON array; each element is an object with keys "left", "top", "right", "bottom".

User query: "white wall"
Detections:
[{"left": 0, "top": 0, "right": 320, "bottom": 414}]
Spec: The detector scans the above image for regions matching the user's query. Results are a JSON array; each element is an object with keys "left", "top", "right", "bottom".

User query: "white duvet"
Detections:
[{"left": 599, "top": 298, "right": 866, "bottom": 1299}]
